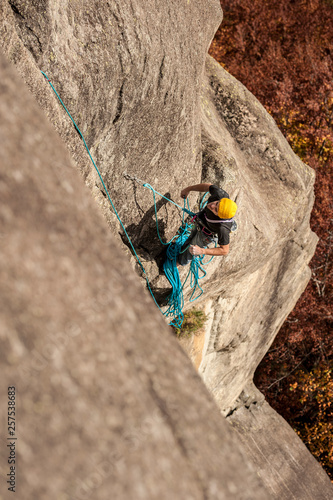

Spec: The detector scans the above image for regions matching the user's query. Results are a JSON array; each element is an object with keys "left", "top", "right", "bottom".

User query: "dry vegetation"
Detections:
[{"left": 209, "top": 0, "right": 333, "bottom": 478}]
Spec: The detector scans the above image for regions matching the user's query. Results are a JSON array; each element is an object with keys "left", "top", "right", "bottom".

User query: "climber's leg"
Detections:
[
  {"left": 177, "top": 226, "right": 198, "bottom": 266},
  {"left": 177, "top": 226, "right": 210, "bottom": 266}
]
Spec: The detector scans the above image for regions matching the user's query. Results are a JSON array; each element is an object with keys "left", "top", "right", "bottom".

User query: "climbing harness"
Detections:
[{"left": 41, "top": 71, "right": 215, "bottom": 327}]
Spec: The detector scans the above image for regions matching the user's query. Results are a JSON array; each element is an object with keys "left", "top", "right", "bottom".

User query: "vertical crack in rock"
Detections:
[
  {"left": 112, "top": 7, "right": 134, "bottom": 65},
  {"left": 143, "top": 53, "right": 148, "bottom": 73},
  {"left": 113, "top": 82, "right": 124, "bottom": 124},
  {"left": 7, "top": 0, "right": 43, "bottom": 61},
  {"left": 8, "top": 0, "right": 24, "bottom": 19},
  {"left": 158, "top": 55, "right": 166, "bottom": 88}
]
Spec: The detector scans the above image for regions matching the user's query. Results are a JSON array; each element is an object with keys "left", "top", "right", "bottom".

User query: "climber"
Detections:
[{"left": 178, "top": 183, "right": 237, "bottom": 266}]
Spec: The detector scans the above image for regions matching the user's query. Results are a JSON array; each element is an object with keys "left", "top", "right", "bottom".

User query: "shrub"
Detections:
[{"left": 174, "top": 309, "right": 207, "bottom": 338}]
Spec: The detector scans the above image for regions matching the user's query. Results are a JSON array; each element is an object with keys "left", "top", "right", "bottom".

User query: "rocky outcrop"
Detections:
[
  {"left": 196, "top": 58, "right": 318, "bottom": 411},
  {"left": 0, "top": 1, "right": 318, "bottom": 408},
  {"left": 0, "top": 52, "right": 270, "bottom": 500},
  {"left": 1, "top": 0, "right": 332, "bottom": 497},
  {"left": 228, "top": 383, "right": 333, "bottom": 499},
  {"left": 0, "top": 0, "right": 221, "bottom": 240}
]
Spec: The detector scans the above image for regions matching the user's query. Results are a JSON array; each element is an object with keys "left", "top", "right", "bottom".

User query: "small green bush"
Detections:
[{"left": 174, "top": 309, "right": 207, "bottom": 338}]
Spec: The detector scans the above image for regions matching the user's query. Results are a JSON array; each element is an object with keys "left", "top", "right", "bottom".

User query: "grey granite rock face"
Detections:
[
  {"left": 196, "top": 58, "right": 318, "bottom": 411},
  {"left": 0, "top": 52, "right": 269, "bottom": 500},
  {"left": 0, "top": 0, "right": 222, "bottom": 246},
  {"left": 227, "top": 384, "right": 333, "bottom": 499},
  {"left": 1, "top": 0, "right": 332, "bottom": 497}
]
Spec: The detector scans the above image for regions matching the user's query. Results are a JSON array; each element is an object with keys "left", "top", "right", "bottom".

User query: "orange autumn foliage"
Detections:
[
  {"left": 209, "top": 0, "right": 333, "bottom": 479},
  {"left": 290, "top": 366, "right": 333, "bottom": 469}
]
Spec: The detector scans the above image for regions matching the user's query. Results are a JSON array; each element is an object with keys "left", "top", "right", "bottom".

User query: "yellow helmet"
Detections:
[{"left": 218, "top": 198, "right": 237, "bottom": 219}]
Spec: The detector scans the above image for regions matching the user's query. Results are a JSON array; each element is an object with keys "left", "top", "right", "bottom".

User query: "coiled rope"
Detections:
[
  {"left": 41, "top": 71, "right": 213, "bottom": 327},
  {"left": 161, "top": 194, "right": 215, "bottom": 328}
]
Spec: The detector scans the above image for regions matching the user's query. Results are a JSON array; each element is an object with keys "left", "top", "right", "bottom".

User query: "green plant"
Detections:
[{"left": 174, "top": 309, "right": 207, "bottom": 338}]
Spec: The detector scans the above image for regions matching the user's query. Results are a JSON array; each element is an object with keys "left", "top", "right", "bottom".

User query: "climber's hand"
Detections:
[
  {"left": 189, "top": 245, "right": 205, "bottom": 256},
  {"left": 180, "top": 187, "right": 190, "bottom": 199}
]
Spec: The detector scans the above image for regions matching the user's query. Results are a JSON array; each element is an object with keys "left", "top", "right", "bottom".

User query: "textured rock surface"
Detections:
[
  {"left": 196, "top": 58, "right": 318, "bottom": 411},
  {"left": 1, "top": 0, "right": 332, "bottom": 497},
  {"left": 227, "top": 384, "right": 333, "bottom": 499},
  {"left": 0, "top": 0, "right": 222, "bottom": 242},
  {"left": 0, "top": 52, "right": 269, "bottom": 500},
  {"left": 0, "top": 0, "right": 318, "bottom": 411}
]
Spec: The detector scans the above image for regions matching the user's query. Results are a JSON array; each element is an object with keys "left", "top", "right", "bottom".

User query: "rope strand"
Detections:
[{"left": 41, "top": 71, "right": 212, "bottom": 327}]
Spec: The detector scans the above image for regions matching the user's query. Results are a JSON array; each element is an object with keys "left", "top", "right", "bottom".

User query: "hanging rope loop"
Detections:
[{"left": 41, "top": 71, "right": 213, "bottom": 327}]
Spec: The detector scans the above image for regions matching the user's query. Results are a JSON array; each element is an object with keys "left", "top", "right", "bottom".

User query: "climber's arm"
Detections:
[
  {"left": 190, "top": 244, "right": 229, "bottom": 256},
  {"left": 180, "top": 183, "right": 212, "bottom": 199}
]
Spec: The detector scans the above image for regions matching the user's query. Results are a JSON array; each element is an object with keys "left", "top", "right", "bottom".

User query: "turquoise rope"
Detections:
[
  {"left": 40, "top": 71, "right": 164, "bottom": 313},
  {"left": 199, "top": 191, "right": 209, "bottom": 210},
  {"left": 143, "top": 184, "right": 191, "bottom": 246},
  {"left": 162, "top": 227, "right": 192, "bottom": 327},
  {"left": 161, "top": 216, "right": 216, "bottom": 327},
  {"left": 40, "top": 71, "right": 212, "bottom": 327},
  {"left": 143, "top": 183, "right": 194, "bottom": 216}
]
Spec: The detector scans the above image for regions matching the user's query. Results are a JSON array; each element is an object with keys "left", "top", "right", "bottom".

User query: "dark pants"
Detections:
[{"left": 177, "top": 225, "right": 216, "bottom": 266}]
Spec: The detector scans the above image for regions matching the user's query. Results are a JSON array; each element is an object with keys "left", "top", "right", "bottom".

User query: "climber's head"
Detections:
[{"left": 207, "top": 198, "right": 237, "bottom": 219}]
